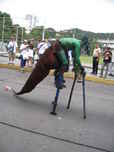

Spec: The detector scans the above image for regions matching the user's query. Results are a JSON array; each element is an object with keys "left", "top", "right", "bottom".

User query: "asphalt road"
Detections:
[{"left": 0, "top": 68, "right": 114, "bottom": 152}]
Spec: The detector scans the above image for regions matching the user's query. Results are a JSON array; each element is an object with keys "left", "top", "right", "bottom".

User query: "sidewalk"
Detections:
[{"left": 0, "top": 55, "right": 114, "bottom": 85}]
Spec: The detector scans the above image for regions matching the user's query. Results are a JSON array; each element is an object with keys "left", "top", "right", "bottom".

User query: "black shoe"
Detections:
[
  {"left": 58, "top": 84, "right": 66, "bottom": 89},
  {"left": 109, "top": 73, "right": 113, "bottom": 76},
  {"left": 55, "top": 81, "right": 66, "bottom": 89},
  {"left": 91, "top": 72, "right": 95, "bottom": 74},
  {"left": 63, "top": 79, "right": 66, "bottom": 83},
  {"left": 77, "top": 80, "right": 82, "bottom": 83}
]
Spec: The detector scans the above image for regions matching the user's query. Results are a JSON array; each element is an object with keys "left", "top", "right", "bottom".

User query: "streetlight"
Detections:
[
  {"left": 42, "top": 26, "right": 45, "bottom": 41},
  {"left": 21, "top": 27, "right": 24, "bottom": 42},
  {"left": 16, "top": 26, "right": 19, "bottom": 43}
]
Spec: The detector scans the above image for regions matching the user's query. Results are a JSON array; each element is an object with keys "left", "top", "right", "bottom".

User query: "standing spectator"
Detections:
[
  {"left": 33, "top": 48, "right": 39, "bottom": 65},
  {"left": 100, "top": 47, "right": 112, "bottom": 78},
  {"left": 92, "top": 43, "right": 101, "bottom": 75},
  {"left": 19, "top": 40, "right": 29, "bottom": 72},
  {"left": 7, "top": 36, "right": 18, "bottom": 64},
  {"left": 28, "top": 42, "right": 34, "bottom": 67},
  {"left": 108, "top": 50, "right": 114, "bottom": 76}
]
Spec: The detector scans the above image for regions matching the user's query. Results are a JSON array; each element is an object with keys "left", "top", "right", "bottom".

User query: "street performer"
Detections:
[
  {"left": 53, "top": 37, "right": 85, "bottom": 89},
  {"left": 11, "top": 37, "right": 86, "bottom": 116},
  {"left": 13, "top": 37, "right": 85, "bottom": 95}
]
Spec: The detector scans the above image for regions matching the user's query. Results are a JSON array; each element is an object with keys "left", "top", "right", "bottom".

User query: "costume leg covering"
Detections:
[{"left": 15, "top": 48, "right": 58, "bottom": 95}]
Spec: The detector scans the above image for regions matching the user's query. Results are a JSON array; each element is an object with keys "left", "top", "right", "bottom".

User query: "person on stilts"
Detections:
[{"left": 53, "top": 37, "right": 85, "bottom": 89}]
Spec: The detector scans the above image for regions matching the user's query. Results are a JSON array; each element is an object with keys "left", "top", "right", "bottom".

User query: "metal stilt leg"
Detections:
[
  {"left": 50, "top": 72, "right": 63, "bottom": 115},
  {"left": 82, "top": 72, "right": 86, "bottom": 119},
  {"left": 67, "top": 73, "right": 77, "bottom": 109},
  {"left": 50, "top": 88, "right": 60, "bottom": 115}
]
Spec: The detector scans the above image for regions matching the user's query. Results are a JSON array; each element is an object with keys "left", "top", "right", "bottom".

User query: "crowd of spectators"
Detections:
[
  {"left": 7, "top": 36, "right": 51, "bottom": 72},
  {"left": 92, "top": 43, "right": 114, "bottom": 79},
  {"left": 7, "top": 37, "right": 114, "bottom": 77}
]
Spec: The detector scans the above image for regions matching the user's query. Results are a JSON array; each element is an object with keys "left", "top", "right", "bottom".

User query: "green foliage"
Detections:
[
  {"left": 0, "top": 11, "right": 114, "bottom": 50},
  {"left": 81, "top": 34, "right": 90, "bottom": 55},
  {"left": 27, "top": 27, "right": 43, "bottom": 40},
  {"left": 80, "top": 55, "right": 103, "bottom": 65},
  {"left": 28, "top": 27, "right": 56, "bottom": 40},
  {"left": 0, "top": 11, "right": 12, "bottom": 42},
  {"left": 0, "top": 11, "right": 27, "bottom": 45},
  {"left": 80, "top": 55, "right": 92, "bottom": 64}
]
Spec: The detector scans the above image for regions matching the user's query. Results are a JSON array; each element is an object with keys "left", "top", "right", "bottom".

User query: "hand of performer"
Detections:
[{"left": 80, "top": 66, "right": 86, "bottom": 77}]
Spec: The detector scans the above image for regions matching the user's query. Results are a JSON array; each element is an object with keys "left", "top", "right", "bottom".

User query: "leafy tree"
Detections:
[
  {"left": 0, "top": 11, "right": 12, "bottom": 42},
  {"left": 45, "top": 28, "right": 56, "bottom": 39},
  {"left": 81, "top": 34, "right": 90, "bottom": 55},
  {"left": 27, "top": 26, "right": 44, "bottom": 40}
]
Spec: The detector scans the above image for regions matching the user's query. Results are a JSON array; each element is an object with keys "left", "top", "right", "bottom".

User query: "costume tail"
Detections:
[{"left": 15, "top": 47, "right": 58, "bottom": 95}]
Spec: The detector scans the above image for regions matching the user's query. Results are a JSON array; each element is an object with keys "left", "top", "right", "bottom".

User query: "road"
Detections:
[{"left": 0, "top": 68, "right": 114, "bottom": 152}]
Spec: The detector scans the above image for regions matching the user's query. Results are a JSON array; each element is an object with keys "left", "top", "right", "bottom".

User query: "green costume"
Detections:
[{"left": 57, "top": 38, "right": 83, "bottom": 73}]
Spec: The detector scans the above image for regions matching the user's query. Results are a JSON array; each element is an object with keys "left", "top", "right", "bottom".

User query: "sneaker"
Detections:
[{"left": 63, "top": 79, "right": 66, "bottom": 83}]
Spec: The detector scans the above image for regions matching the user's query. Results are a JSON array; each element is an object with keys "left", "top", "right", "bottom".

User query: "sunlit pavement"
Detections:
[{"left": 0, "top": 68, "right": 114, "bottom": 152}]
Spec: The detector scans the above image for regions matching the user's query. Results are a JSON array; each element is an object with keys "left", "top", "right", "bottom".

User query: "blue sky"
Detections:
[{"left": 0, "top": 0, "right": 114, "bottom": 33}]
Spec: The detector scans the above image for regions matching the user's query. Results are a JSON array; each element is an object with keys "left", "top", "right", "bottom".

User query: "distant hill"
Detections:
[{"left": 58, "top": 28, "right": 114, "bottom": 40}]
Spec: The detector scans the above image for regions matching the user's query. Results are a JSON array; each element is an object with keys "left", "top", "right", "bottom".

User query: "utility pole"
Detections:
[
  {"left": 2, "top": 16, "right": 5, "bottom": 44},
  {"left": 42, "top": 26, "right": 45, "bottom": 41},
  {"left": 21, "top": 27, "right": 24, "bottom": 42},
  {"left": 16, "top": 26, "right": 18, "bottom": 43}
]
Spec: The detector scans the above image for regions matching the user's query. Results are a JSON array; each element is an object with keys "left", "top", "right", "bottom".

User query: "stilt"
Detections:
[
  {"left": 67, "top": 73, "right": 77, "bottom": 109},
  {"left": 82, "top": 72, "right": 86, "bottom": 119},
  {"left": 50, "top": 88, "right": 60, "bottom": 115}
]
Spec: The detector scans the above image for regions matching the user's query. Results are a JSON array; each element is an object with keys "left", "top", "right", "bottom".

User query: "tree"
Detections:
[
  {"left": 81, "top": 34, "right": 90, "bottom": 55},
  {"left": 0, "top": 11, "right": 13, "bottom": 42}
]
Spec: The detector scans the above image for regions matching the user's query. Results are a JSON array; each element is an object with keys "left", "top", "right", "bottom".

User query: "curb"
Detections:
[{"left": 0, "top": 63, "right": 114, "bottom": 86}]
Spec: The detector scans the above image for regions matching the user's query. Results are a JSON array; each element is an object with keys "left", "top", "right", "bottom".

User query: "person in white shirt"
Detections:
[
  {"left": 28, "top": 42, "right": 34, "bottom": 67},
  {"left": 19, "top": 40, "right": 29, "bottom": 72},
  {"left": 7, "top": 36, "right": 18, "bottom": 64},
  {"left": 92, "top": 43, "right": 101, "bottom": 75}
]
